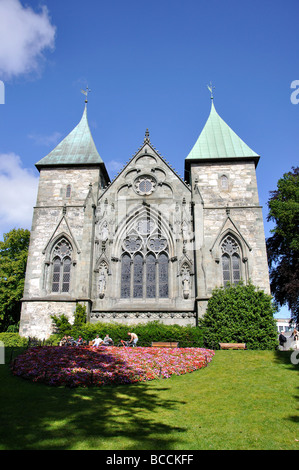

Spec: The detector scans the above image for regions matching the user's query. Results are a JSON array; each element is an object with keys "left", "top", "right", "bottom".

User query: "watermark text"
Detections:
[{"left": 290, "top": 80, "right": 299, "bottom": 104}]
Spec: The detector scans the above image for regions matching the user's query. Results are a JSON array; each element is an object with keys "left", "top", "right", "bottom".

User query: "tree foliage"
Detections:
[
  {"left": 199, "top": 282, "right": 278, "bottom": 350},
  {"left": 51, "top": 304, "right": 87, "bottom": 336},
  {"left": 0, "top": 228, "right": 30, "bottom": 331},
  {"left": 266, "top": 167, "right": 299, "bottom": 323}
]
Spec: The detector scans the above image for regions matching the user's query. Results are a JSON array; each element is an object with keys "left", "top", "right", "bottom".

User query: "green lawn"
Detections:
[{"left": 0, "top": 349, "right": 298, "bottom": 450}]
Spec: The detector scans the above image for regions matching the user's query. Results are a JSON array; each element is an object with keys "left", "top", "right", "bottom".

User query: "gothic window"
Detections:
[
  {"left": 52, "top": 258, "right": 61, "bottom": 292},
  {"left": 220, "top": 175, "right": 229, "bottom": 190},
  {"left": 146, "top": 253, "right": 156, "bottom": 298},
  {"left": 66, "top": 184, "right": 71, "bottom": 198},
  {"left": 51, "top": 238, "right": 72, "bottom": 293},
  {"left": 221, "top": 235, "right": 241, "bottom": 287},
  {"left": 123, "top": 236, "right": 142, "bottom": 252},
  {"left": 120, "top": 220, "right": 169, "bottom": 299},
  {"left": 134, "top": 175, "right": 157, "bottom": 196},
  {"left": 133, "top": 254, "right": 143, "bottom": 298},
  {"left": 159, "top": 253, "right": 169, "bottom": 298},
  {"left": 120, "top": 254, "right": 131, "bottom": 299}
]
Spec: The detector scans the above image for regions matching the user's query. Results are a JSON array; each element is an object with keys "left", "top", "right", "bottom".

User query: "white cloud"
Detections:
[
  {"left": 106, "top": 160, "right": 125, "bottom": 177},
  {"left": 0, "top": 0, "right": 56, "bottom": 79},
  {"left": 0, "top": 153, "right": 38, "bottom": 236},
  {"left": 28, "top": 131, "right": 62, "bottom": 146}
]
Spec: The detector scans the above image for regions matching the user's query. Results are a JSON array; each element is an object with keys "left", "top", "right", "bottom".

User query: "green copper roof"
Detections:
[
  {"left": 35, "top": 104, "right": 104, "bottom": 169},
  {"left": 186, "top": 100, "right": 259, "bottom": 162}
]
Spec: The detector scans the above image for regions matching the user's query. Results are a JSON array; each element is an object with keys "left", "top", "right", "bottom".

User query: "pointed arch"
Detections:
[
  {"left": 158, "top": 252, "right": 169, "bottom": 298},
  {"left": 50, "top": 236, "right": 73, "bottom": 293},
  {"left": 117, "top": 204, "right": 171, "bottom": 299},
  {"left": 120, "top": 253, "right": 131, "bottom": 299},
  {"left": 146, "top": 252, "right": 156, "bottom": 298},
  {"left": 113, "top": 203, "right": 175, "bottom": 257},
  {"left": 133, "top": 253, "right": 144, "bottom": 298},
  {"left": 210, "top": 212, "right": 251, "bottom": 262},
  {"left": 220, "top": 234, "right": 242, "bottom": 287}
]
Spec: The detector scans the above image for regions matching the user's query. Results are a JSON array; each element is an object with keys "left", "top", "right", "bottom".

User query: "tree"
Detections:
[
  {"left": 266, "top": 167, "right": 299, "bottom": 324},
  {"left": 0, "top": 228, "right": 30, "bottom": 331},
  {"left": 199, "top": 282, "right": 278, "bottom": 350}
]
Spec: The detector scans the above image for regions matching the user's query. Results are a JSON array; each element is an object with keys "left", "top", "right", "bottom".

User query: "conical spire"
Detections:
[
  {"left": 35, "top": 103, "right": 104, "bottom": 169},
  {"left": 186, "top": 99, "right": 259, "bottom": 163}
]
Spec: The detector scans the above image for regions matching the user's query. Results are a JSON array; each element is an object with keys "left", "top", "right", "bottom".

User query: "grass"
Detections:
[{"left": 0, "top": 348, "right": 298, "bottom": 450}]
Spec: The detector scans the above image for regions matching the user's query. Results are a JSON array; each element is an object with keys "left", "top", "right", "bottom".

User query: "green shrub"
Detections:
[
  {"left": 199, "top": 281, "right": 278, "bottom": 350},
  {"left": 51, "top": 304, "right": 87, "bottom": 337},
  {"left": 73, "top": 304, "right": 87, "bottom": 327},
  {"left": 0, "top": 332, "right": 28, "bottom": 347},
  {"left": 51, "top": 314, "right": 72, "bottom": 336},
  {"left": 6, "top": 323, "right": 20, "bottom": 333}
]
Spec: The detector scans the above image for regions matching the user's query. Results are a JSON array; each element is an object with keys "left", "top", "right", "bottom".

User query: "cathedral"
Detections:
[{"left": 19, "top": 95, "right": 270, "bottom": 339}]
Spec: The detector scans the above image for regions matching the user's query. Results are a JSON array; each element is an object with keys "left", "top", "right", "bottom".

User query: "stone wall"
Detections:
[{"left": 19, "top": 301, "right": 76, "bottom": 340}]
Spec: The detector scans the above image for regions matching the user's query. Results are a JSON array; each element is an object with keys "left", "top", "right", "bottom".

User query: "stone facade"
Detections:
[{"left": 19, "top": 101, "right": 270, "bottom": 339}]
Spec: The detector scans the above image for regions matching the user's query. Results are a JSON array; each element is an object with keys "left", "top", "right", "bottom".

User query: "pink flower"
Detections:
[{"left": 12, "top": 346, "right": 214, "bottom": 387}]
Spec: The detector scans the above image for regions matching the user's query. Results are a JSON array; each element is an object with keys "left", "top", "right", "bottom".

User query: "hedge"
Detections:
[
  {"left": 0, "top": 333, "right": 28, "bottom": 347},
  {"left": 49, "top": 320, "right": 204, "bottom": 348}
]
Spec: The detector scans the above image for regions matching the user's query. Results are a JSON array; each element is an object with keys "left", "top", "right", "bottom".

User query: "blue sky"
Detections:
[{"left": 0, "top": 0, "right": 298, "bottom": 317}]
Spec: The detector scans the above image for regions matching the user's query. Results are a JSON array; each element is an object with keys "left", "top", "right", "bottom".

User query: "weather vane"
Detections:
[
  {"left": 207, "top": 82, "right": 215, "bottom": 99},
  {"left": 81, "top": 86, "right": 91, "bottom": 103}
]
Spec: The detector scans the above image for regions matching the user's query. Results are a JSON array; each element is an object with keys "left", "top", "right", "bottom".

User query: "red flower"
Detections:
[{"left": 12, "top": 346, "right": 214, "bottom": 388}]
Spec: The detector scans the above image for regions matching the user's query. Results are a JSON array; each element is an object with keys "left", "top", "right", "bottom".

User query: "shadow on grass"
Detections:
[
  {"left": 0, "top": 347, "right": 187, "bottom": 450},
  {"left": 273, "top": 349, "right": 299, "bottom": 370}
]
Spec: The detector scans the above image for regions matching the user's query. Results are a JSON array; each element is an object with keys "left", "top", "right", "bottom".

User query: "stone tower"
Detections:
[
  {"left": 20, "top": 104, "right": 110, "bottom": 338},
  {"left": 185, "top": 98, "right": 270, "bottom": 318}
]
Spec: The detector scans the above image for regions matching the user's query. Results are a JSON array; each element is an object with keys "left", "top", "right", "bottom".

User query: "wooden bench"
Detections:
[
  {"left": 219, "top": 343, "right": 246, "bottom": 350},
  {"left": 151, "top": 341, "right": 179, "bottom": 348}
]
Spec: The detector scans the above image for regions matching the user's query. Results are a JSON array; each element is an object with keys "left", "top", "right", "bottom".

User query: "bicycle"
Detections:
[{"left": 116, "top": 339, "right": 135, "bottom": 347}]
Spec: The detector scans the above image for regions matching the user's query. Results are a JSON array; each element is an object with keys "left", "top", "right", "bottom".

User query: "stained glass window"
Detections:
[
  {"left": 221, "top": 235, "right": 241, "bottom": 287},
  {"left": 133, "top": 254, "right": 143, "bottom": 298},
  {"left": 52, "top": 258, "right": 61, "bottom": 292},
  {"left": 221, "top": 175, "right": 228, "bottom": 189},
  {"left": 62, "top": 258, "right": 71, "bottom": 292},
  {"left": 134, "top": 175, "right": 157, "bottom": 195},
  {"left": 159, "top": 253, "right": 169, "bottom": 298},
  {"left": 51, "top": 239, "right": 72, "bottom": 293},
  {"left": 148, "top": 237, "right": 167, "bottom": 252},
  {"left": 123, "top": 236, "right": 142, "bottom": 252},
  {"left": 121, "top": 254, "right": 131, "bottom": 298},
  {"left": 120, "top": 219, "right": 169, "bottom": 299},
  {"left": 146, "top": 254, "right": 156, "bottom": 298}
]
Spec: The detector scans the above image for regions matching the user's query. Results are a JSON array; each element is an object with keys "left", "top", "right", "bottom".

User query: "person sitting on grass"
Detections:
[
  {"left": 67, "top": 336, "right": 75, "bottom": 346},
  {"left": 75, "top": 335, "right": 84, "bottom": 346},
  {"left": 59, "top": 335, "right": 68, "bottom": 346},
  {"left": 103, "top": 334, "right": 113, "bottom": 346},
  {"left": 92, "top": 335, "right": 104, "bottom": 347}
]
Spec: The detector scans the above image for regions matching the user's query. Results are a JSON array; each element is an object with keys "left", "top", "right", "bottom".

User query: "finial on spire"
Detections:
[
  {"left": 207, "top": 82, "right": 215, "bottom": 99},
  {"left": 144, "top": 128, "right": 150, "bottom": 143},
  {"left": 81, "top": 86, "right": 91, "bottom": 103}
]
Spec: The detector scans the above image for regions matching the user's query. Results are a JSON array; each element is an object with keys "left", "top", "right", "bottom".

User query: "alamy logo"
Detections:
[
  {"left": 0, "top": 81, "right": 4, "bottom": 104},
  {"left": 290, "top": 80, "right": 299, "bottom": 104}
]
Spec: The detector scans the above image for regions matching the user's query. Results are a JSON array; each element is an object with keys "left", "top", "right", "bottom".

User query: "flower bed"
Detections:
[{"left": 12, "top": 346, "right": 215, "bottom": 387}]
